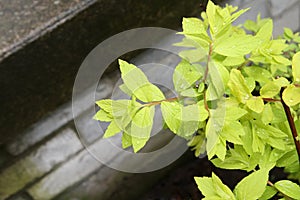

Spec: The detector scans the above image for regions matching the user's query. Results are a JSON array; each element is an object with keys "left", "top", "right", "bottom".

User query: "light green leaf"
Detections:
[
  {"left": 246, "top": 96, "right": 264, "bottom": 113},
  {"left": 179, "top": 48, "right": 207, "bottom": 63},
  {"left": 173, "top": 60, "right": 202, "bottom": 92},
  {"left": 282, "top": 84, "right": 300, "bottom": 106},
  {"left": 274, "top": 180, "right": 300, "bottom": 199},
  {"left": 260, "top": 81, "right": 281, "bottom": 98},
  {"left": 284, "top": 27, "right": 294, "bottom": 39},
  {"left": 261, "top": 104, "right": 273, "bottom": 124},
  {"left": 244, "top": 77, "right": 256, "bottom": 92},
  {"left": 130, "top": 107, "right": 155, "bottom": 152},
  {"left": 255, "top": 19, "right": 273, "bottom": 41},
  {"left": 180, "top": 87, "right": 201, "bottom": 97},
  {"left": 96, "top": 99, "right": 113, "bottom": 113},
  {"left": 214, "top": 35, "right": 260, "bottom": 57},
  {"left": 220, "top": 121, "right": 245, "bottom": 144},
  {"left": 195, "top": 173, "right": 236, "bottom": 200},
  {"left": 212, "top": 145, "right": 258, "bottom": 171},
  {"left": 119, "top": 60, "right": 165, "bottom": 102},
  {"left": 258, "top": 186, "right": 277, "bottom": 200},
  {"left": 103, "top": 120, "right": 121, "bottom": 138},
  {"left": 119, "top": 84, "right": 132, "bottom": 96},
  {"left": 234, "top": 169, "right": 269, "bottom": 200},
  {"left": 182, "top": 17, "right": 207, "bottom": 35},
  {"left": 228, "top": 69, "right": 252, "bottom": 103},
  {"left": 292, "top": 52, "right": 300, "bottom": 83},
  {"left": 206, "top": 62, "right": 229, "bottom": 100},
  {"left": 93, "top": 109, "right": 112, "bottom": 122},
  {"left": 272, "top": 55, "right": 292, "bottom": 66},
  {"left": 223, "top": 56, "right": 245, "bottom": 67},
  {"left": 122, "top": 133, "right": 132, "bottom": 148},
  {"left": 243, "top": 66, "right": 272, "bottom": 84},
  {"left": 161, "top": 101, "right": 181, "bottom": 134},
  {"left": 133, "top": 83, "right": 165, "bottom": 102},
  {"left": 224, "top": 106, "right": 248, "bottom": 121}
]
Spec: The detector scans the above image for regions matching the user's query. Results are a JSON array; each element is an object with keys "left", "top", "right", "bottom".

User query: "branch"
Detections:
[
  {"left": 141, "top": 97, "right": 179, "bottom": 107},
  {"left": 280, "top": 88, "right": 300, "bottom": 162},
  {"left": 262, "top": 98, "right": 281, "bottom": 103}
]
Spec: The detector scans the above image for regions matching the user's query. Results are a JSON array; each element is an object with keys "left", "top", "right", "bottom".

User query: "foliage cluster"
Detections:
[{"left": 94, "top": 1, "right": 300, "bottom": 199}]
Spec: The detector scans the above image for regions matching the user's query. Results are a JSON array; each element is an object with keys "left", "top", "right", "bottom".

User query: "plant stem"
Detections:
[
  {"left": 141, "top": 97, "right": 178, "bottom": 107},
  {"left": 203, "top": 43, "right": 213, "bottom": 83},
  {"left": 262, "top": 98, "right": 281, "bottom": 103},
  {"left": 280, "top": 88, "right": 300, "bottom": 162}
]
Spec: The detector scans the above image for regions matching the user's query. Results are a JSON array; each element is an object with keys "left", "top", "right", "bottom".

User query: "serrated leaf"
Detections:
[
  {"left": 282, "top": 84, "right": 300, "bottom": 106},
  {"left": 246, "top": 96, "right": 264, "bottom": 113},
  {"left": 255, "top": 19, "right": 273, "bottom": 41},
  {"left": 260, "top": 81, "right": 281, "bottom": 98},
  {"left": 96, "top": 99, "right": 113, "bottom": 113},
  {"left": 173, "top": 60, "right": 202, "bottom": 92},
  {"left": 274, "top": 180, "right": 300, "bottom": 199},
  {"left": 243, "top": 66, "right": 272, "bottom": 84},
  {"left": 161, "top": 101, "right": 181, "bottom": 134},
  {"left": 130, "top": 106, "right": 155, "bottom": 152},
  {"left": 179, "top": 48, "right": 207, "bottom": 63},
  {"left": 228, "top": 69, "right": 252, "bottom": 103},
  {"left": 119, "top": 60, "right": 165, "bottom": 102},
  {"left": 259, "top": 186, "right": 277, "bottom": 200},
  {"left": 225, "top": 106, "right": 248, "bottom": 121},
  {"left": 103, "top": 120, "right": 121, "bottom": 138},
  {"left": 195, "top": 173, "right": 235, "bottom": 200},
  {"left": 182, "top": 17, "right": 207, "bottom": 35},
  {"left": 180, "top": 87, "right": 201, "bottom": 97},
  {"left": 234, "top": 169, "right": 269, "bottom": 200},
  {"left": 223, "top": 56, "right": 245, "bottom": 67},
  {"left": 119, "top": 83, "right": 132, "bottom": 96},
  {"left": 212, "top": 145, "right": 258, "bottom": 171},
  {"left": 220, "top": 121, "right": 245, "bottom": 144},
  {"left": 93, "top": 109, "right": 112, "bottom": 122},
  {"left": 292, "top": 52, "right": 300, "bottom": 83},
  {"left": 206, "top": 62, "right": 229, "bottom": 100},
  {"left": 122, "top": 132, "right": 132, "bottom": 148},
  {"left": 133, "top": 83, "right": 165, "bottom": 102},
  {"left": 214, "top": 35, "right": 260, "bottom": 57}
]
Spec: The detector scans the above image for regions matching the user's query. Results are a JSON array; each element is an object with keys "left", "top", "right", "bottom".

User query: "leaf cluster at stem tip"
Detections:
[{"left": 94, "top": 0, "right": 300, "bottom": 198}]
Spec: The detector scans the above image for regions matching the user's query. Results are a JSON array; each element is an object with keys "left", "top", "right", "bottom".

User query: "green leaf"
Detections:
[
  {"left": 96, "top": 99, "right": 113, "bottom": 113},
  {"left": 255, "top": 19, "right": 273, "bottom": 41},
  {"left": 212, "top": 145, "right": 258, "bottom": 171},
  {"left": 214, "top": 35, "right": 260, "bottom": 57},
  {"left": 103, "top": 120, "right": 121, "bottom": 138},
  {"left": 223, "top": 56, "right": 245, "bottom": 67},
  {"left": 173, "top": 60, "right": 202, "bottom": 92},
  {"left": 284, "top": 27, "right": 294, "bottom": 39},
  {"left": 206, "top": 62, "right": 229, "bottom": 101},
  {"left": 258, "top": 186, "right": 277, "bottom": 200},
  {"left": 119, "top": 84, "right": 132, "bottom": 96},
  {"left": 228, "top": 69, "right": 252, "bottom": 103},
  {"left": 161, "top": 101, "right": 181, "bottom": 134},
  {"left": 260, "top": 81, "right": 281, "bottom": 98},
  {"left": 282, "top": 84, "right": 300, "bottom": 106},
  {"left": 220, "top": 121, "right": 245, "bottom": 144},
  {"left": 234, "top": 169, "right": 269, "bottom": 200},
  {"left": 225, "top": 106, "right": 248, "bottom": 121},
  {"left": 182, "top": 17, "right": 207, "bottom": 35},
  {"left": 243, "top": 66, "right": 272, "bottom": 84},
  {"left": 119, "top": 59, "right": 165, "bottom": 102},
  {"left": 131, "top": 107, "right": 155, "bottom": 152},
  {"left": 292, "top": 52, "right": 300, "bottom": 83},
  {"left": 274, "top": 180, "right": 300, "bottom": 199},
  {"left": 246, "top": 96, "right": 264, "bottom": 113},
  {"left": 93, "top": 109, "right": 112, "bottom": 122},
  {"left": 194, "top": 173, "right": 236, "bottom": 200},
  {"left": 180, "top": 87, "right": 201, "bottom": 97},
  {"left": 122, "top": 133, "right": 132, "bottom": 148},
  {"left": 133, "top": 83, "right": 165, "bottom": 102},
  {"left": 179, "top": 48, "right": 207, "bottom": 63}
]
